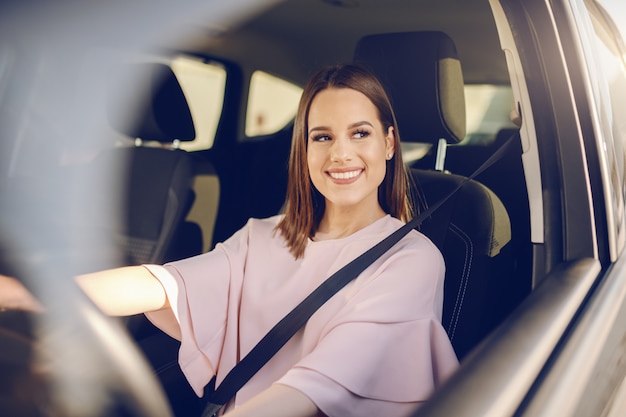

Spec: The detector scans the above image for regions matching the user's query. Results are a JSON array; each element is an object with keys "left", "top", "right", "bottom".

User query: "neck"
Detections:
[{"left": 314, "top": 204, "right": 387, "bottom": 241}]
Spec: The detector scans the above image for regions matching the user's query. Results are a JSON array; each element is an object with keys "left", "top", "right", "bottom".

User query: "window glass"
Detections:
[
  {"left": 463, "top": 84, "right": 517, "bottom": 144},
  {"left": 599, "top": 1, "right": 626, "bottom": 41},
  {"left": 584, "top": 0, "right": 626, "bottom": 254},
  {"left": 246, "top": 71, "right": 302, "bottom": 137},
  {"left": 171, "top": 55, "right": 226, "bottom": 151}
]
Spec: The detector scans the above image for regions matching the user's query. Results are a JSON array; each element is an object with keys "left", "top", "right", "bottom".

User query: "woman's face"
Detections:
[{"left": 307, "top": 87, "right": 394, "bottom": 216}]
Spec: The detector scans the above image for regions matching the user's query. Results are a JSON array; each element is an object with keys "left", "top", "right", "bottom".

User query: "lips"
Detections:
[{"left": 327, "top": 169, "right": 363, "bottom": 182}]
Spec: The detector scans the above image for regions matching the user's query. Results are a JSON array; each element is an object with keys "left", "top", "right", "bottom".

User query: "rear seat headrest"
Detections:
[
  {"left": 108, "top": 62, "right": 195, "bottom": 143},
  {"left": 354, "top": 31, "right": 466, "bottom": 144}
]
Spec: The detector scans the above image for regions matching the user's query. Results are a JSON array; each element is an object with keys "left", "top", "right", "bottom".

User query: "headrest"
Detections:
[
  {"left": 108, "top": 63, "right": 195, "bottom": 143},
  {"left": 354, "top": 31, "right": 466, "bottom": 144}
]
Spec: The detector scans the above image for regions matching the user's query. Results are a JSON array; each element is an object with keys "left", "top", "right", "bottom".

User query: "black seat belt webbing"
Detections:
[{"left": 201, "top": 136, "right": 515, "bottom": 417}]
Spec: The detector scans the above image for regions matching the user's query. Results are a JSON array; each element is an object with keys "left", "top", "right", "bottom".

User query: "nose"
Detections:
[{"left": 330, "top": 137, "right": 352, "bottom": 162}]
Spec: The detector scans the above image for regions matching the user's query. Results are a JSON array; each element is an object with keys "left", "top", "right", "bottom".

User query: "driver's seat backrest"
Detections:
[
  {"left": 354, "top": 31, "right": 515, "bottom": 359},
  {"left": 102, "top": 63, "right": 201, "bottom": 265}
]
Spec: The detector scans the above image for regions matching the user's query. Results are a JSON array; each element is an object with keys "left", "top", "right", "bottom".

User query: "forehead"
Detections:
[{"left": 308, "top": 87, "right": 380, "bottom": 126}]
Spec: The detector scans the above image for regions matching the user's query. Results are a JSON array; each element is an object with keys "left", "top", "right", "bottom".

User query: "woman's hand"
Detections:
[
  {"left": 0, "top": 274, "right": 44, "bottom": 312},
  {"left": 223, "top": 384, "right": 319, "bottom": 417}
]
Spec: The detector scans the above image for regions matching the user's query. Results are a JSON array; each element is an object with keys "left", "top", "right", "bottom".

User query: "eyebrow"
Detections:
[
  {"left": 348, "top": 121, "right": 374, "bottom": 129},
  {"left": 308, "top": 121, "right": 374, "bottom": 135}
]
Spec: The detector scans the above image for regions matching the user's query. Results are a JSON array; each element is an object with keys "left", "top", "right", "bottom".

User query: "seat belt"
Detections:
[{"left": 201, "top": 136, "right": 516, "bottom": 417}]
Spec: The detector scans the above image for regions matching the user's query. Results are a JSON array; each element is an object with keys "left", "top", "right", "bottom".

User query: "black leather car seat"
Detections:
[
  {"left": 354, "top": 31, "right": 521, "bottom": 359},
  {"left": 102, "top": 62, "right": 201, "bottom": 265},
  {"left": 444, "top": 128, "right": 532, "bottom": 306}
]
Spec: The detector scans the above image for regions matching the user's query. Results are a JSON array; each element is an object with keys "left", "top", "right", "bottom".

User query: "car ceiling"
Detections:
[{"left": 178, "top": 0, "right": 509, "bottom": 86}]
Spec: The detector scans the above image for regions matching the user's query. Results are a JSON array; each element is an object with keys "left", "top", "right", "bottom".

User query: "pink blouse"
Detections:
[{"left": 144, "top": 215, "right": 458, "bottom": 416}]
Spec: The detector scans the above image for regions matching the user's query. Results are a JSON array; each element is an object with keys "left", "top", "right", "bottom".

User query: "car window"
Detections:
[
  {"left": 599, "top": 1, "right": 626, "bottom": 40},
  {"left": 463, "top": 84, "right": 517, "bottom": 144},
  {"left": 171, "top": 55, "right": 226, "bottom": 151},
  {"left": 398, "top": 83, "right": 517, "bottom": 165},
  {"left": 579, "top": 0, "right": 626, "bottom": 257},
  {"left": 245, "top": 70, "right": 302, "bottom": 137}
]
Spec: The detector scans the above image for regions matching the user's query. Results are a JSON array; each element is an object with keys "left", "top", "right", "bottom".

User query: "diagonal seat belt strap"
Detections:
[{"left": 201, "top": 135, "right": 516, "bottom": 417}]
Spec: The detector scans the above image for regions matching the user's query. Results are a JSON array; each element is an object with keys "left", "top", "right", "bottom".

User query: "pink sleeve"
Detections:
[
  {"left": 281, "top": 319, "right": 457, "bottom": 416},
  {"left": 278, "top": 236, "right": 458, "bottom": 416},
  {"left": 278, "top": 370, "right": 424, "bottom": 417},
  {"left": 144, "top": 224, "right": 250, "bottom": 397}
]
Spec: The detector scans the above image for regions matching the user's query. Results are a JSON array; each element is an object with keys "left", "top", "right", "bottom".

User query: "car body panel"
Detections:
[{"left": 520, "top": 255, "right": 626, "bottom": 416}]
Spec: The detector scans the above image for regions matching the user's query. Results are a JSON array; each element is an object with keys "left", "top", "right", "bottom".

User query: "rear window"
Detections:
[
  {"left": 463, "top": 84, "right": 517, "bottom": 144},
  {"left": 245, "top": 70, "right": 302, "bottom": 137},
  {"left": 171, "top": 55, "right": 226, "bottom": 151}
]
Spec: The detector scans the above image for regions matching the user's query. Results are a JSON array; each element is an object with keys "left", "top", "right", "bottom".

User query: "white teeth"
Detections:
[{"left": 329, "top": 170, "right": 361, "bottom": 180}]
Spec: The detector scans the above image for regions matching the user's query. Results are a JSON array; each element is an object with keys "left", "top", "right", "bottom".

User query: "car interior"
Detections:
[
  {"left": 82, "top": 2, "right": 536, "bottom": 414},
  {"left": 0, "top": 0, "right": 555, "bottom": 415}
]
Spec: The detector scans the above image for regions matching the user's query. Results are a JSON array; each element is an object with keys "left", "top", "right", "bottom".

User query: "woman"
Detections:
[{"left": 1, "top": 64, "right": 458, "bottom": 416}]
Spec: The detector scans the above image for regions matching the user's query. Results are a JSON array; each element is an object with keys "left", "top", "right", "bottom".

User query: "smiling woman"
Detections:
[
  {"left": 306, "top": 88, "right": 394, "bottom": 237},
  {"left": 0, "top": 63, "right": 458, "bottom": 417},
  {"left": 105, "top": 64, "right": 457, "bottom": 416},
  {"left": 279, "top": 64, "right": 414, "bottom": 256}
]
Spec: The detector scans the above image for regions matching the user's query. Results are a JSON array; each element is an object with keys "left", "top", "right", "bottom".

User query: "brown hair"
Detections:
[{"left": 276, "top": 64, "right": 416, "bottom": 258}]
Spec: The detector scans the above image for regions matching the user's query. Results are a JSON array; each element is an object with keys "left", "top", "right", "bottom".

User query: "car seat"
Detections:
[
  {"left": 97, "top": 63, "right": 207, "bottom": 416},
  {"left": 102, "top": 62, "right": 202, "bottom": 265},
  {"left": 354, "top": 31, "right": 522, "bottom": 359},
  {"left": 444, "top": 128, "right": 532, "bottom": 304}
]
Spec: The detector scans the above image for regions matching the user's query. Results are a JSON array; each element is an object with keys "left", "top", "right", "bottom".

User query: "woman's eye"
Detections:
[
  {"left": 311, "top": 134, "right": 331, "bottom": 142},
  {"left": 352, "top": 130, "right": 370, "bottom": 139}
]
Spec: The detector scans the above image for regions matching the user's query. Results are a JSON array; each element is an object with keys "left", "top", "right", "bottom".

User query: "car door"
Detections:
[
  {"left": 412, "top": 0, "right": 626, "bottom": 415},
  {"left": 509, "top": 0, "right": 626, "bottom": 415}
]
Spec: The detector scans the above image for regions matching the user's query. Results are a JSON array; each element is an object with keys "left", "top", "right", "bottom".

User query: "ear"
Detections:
[{"left": 385, "top": 126, "right": 395, "bottom": 157}]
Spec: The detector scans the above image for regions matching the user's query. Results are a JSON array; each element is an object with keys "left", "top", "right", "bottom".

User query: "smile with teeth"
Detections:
[{"left": 328, "top": 169, "right": 363, "bottom": 180}]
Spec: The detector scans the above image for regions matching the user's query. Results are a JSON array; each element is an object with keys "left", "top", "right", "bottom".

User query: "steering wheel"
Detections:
[
  {"left": 0, "top": 1, "right": 262, "bottom": 416},
  {"left": 0, "top": 254, "right": 174, "bottom": 417}
]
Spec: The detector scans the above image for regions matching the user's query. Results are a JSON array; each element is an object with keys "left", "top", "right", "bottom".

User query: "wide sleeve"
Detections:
[
  {"left": 278, "top": 234, "right": 458, "bottom": 416},
  {"left": 143, "top": 222, "right": 251, "bottom": 396}
]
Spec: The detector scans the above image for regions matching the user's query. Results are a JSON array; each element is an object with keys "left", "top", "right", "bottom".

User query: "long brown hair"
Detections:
[{"left": 276, "top": 64, "right": 415, "bottom": 258}]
